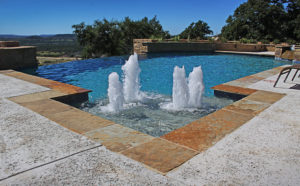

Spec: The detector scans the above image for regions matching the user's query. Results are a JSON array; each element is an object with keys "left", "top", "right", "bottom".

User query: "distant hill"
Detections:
[
  {"left": 0, "top": 34, "right": 29, "bottom": 38},
  {"left": 0, "top": 34, "right": 75, "bottom": 39},
  {"left": 0, "top": 34, "right": 81, "bottom": 57}
]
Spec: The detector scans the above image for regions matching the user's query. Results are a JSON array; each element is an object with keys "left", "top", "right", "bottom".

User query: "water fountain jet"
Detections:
[
  {"left": 172, "top": 66, "right": 189, "bottom": 109},
  {"left": 122, "top": 53, "right": 142, "bottom": 102},
  {"left": 161, "top": 65, "right": 205, "bottom": 110},
  {"left": 102, "top": 72, "right": 124, "bottom": 112},
  {"left": 188, "top": 66, "right": 204, "bottom": 107}
]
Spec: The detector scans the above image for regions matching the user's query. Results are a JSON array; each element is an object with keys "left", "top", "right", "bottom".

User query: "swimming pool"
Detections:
[{"left": 23, "top": 53, "right": 290, "bottom": 136}]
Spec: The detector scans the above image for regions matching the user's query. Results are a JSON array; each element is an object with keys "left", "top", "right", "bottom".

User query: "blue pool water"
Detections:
[{"left": 24, "top": 53, "right": 290, "bottom": 136}]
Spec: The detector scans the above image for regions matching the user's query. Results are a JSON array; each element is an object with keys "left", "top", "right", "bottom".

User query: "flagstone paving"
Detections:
[
  {"left": 19, "top": 99, "right": 74, "bottom": 116},
  {"left": 0, "top": 74, "right": 49, "bottom": 98},
  {"left": 46, "top": 108, "right": 115, "bottom": 134},
  {"left": 8, "top": 90, "right": 66, "bottom": 103},
  {"left": 167, "top": 95, "right": 300, "bottom": 185},
  {"left": 122, "top": 138, "right": 198, "bottom": 173},
  {"left": 166, "top": 65, "right": 300, "bottom": 185},
  {"left": 223, "top": 98, "right": 271, "bottom": 116},
  {"left": 212, "top": 84, "right": 257, "bottom": 96},
  {"left": 1, "top": 147, "right": 183, "bottom": 185},
  {"left": 84, "top": 124, "right": 154, "bottom": 152},
  {"left": 162, "top": 109, "right": 254, "bottom": 151},
  {"left": 1, "top": 65, "right": 300, "bottom": 184},
  {"left": 245, "top": 90, "right": 286, "bottom": 104},
  {"left": 0, "top": 98, "right": 99, "bottom": 181},
  {"left": 0, "top": 71, "right": 183, "bottom": 185}
]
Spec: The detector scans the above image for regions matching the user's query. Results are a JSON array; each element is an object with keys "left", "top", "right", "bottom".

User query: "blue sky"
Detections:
[{"left": 0, "top": 0, "right": 247, "bottom": 35}]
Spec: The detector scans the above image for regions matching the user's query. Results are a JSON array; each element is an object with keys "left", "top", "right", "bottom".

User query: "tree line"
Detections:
[
  {"left": 73, "top": 17, "right": 169, "bottom": 58},
  {"left": 221, "top": 0, "right": 300, "bottom": 43},
  {"left": 72, "top": 16, "right": 212, "bottom": 58},
  {"left": 73, "top": 0, "right": 300, "bottom": 58}
]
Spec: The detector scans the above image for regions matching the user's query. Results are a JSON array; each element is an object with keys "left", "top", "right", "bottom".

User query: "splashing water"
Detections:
[
  {"left": 103, "top": 53, "right": 204, "bottom": 112},
  {"left": 172, "top": 66, "right": 190, "bottom": 109},
  {"left": 188, "top": 66, "right": 204, "bottom": 107},
  {"left": 101, "top": 72, "right": 124, "bottom": 112},
  {"left": 161, "top": 65, "right": 205, "bottom": 110},
  {"left": 122, "top": 53, "right": 142, "bottom": 102}
]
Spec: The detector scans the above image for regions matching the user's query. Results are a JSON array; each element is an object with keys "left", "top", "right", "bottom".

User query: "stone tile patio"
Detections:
[
  {"left": 1, "top": 65, "right": 300, "bottom": 184},
  {"left": 122, "top": 138, "right": 197, "bottom": 173},
  {"left": 0, "top": 98, "right": 99, "bottom": 180},
  {"left": 84, "top": 124, "right": 154, "bottom": 152},
  {"left": 162, "top": 109, "right": 254, "bottom": 151},
  {"left": 1, "top": 147, "right": 183, "bottom": 185}
]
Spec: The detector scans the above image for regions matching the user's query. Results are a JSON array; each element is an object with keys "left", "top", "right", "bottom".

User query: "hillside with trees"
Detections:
[{"left": 0, "top": 34, "right": 82, "bottom": 57}]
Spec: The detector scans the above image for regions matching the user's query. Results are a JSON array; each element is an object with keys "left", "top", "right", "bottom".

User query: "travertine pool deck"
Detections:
[
  {"left": 0, "top": 66, "right": 299, "bottom": 185},
  {"left": 216, "top": 50, "right": 275, "bottom": 57}
]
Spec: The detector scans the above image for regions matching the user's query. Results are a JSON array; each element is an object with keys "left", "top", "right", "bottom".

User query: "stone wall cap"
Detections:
[{"left": 0, "top": 46, "right": 36, "bottom": 49}]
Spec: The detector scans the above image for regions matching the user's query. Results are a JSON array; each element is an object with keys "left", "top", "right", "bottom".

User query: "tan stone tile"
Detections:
[
  {"left": 20, "top": 99, "right": 73, "bottom": 116},
  {"left": 46, "top": 81, "right": 91, "bottom": 94},
  {"left": 224, "top": 75, "right": 264, "bottom": 88},
  {"left": 5, "top": 71, "right": 91, "bottom": 95},
  {"left": 162, "top": 109, "right": 253, "bottom": 151},
  {"left": 0, "top": 69, "right": 14, "bottom": 74},
  {"left": 8, "top": 90, "right": 66, "bottom": 103},
  {"left": 211, "top": 84, "right": 257, "bottom": 96},
  {"left": 49, "top": 109, "right": 114, "bottom": 134},
  {"left": 121, "top": 138, "right": 197, "bottom": 173},
  {"left": 245, "top": 90, "right": 285, "bottom": 104},
  {"left": 224, "top": 80, "right": 252, "bottom": 88},
  {"left": 272, "top": 66, "right": 285, "bottom": 72},
  {"left": 223, "top": 99, "right": 270, "bottom": 116},
  {"left": 84, "top": 124, "right": 154, "bottom": 152},
  {"left": 236, "top": 75, "right": 264, "bottom": 83},
  {"left": 254, "top": 70, "right": 276, "bottom": 79},
  {"left": 5, "top": 71, "right": 51, "bottom": 85},
  {"left": 162, "top": 122, "right": 215, "bottom": 152}
]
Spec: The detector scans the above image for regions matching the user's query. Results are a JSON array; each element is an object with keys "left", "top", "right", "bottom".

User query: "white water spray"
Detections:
[
  {"left": 102, "top": 72, "right": 124, "bottom": 112},
  {"left": 172, "top": 66, "right": 190, "bottom": 109},
  {"left": 122, "top": 53, "right": 142, "bottom": 102},
  {"left": 161, "top": 65, "right": 205, "bottom": 110},
  {"left": 188, "top": 66, "right": 204, "bottom": 107}
]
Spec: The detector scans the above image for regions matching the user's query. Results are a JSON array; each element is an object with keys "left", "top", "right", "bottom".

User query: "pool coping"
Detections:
[
  {"left": 0, "top": 66, "right": 286, "bottom": 175},
  {"left": 215, "top": 50, "right": 275, "bottom": 57}
]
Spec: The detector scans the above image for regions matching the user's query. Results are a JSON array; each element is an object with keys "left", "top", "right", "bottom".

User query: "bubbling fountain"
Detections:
[
  {"left": 122, "top": 53, "right": 142, "bottom": 102},
  {"left": 172, "top": 66, "right": 190, "bottom": 109},
  {"left": 161, "top": 65, "right": 205, "bottom": 110},
  {"left": 103, "top": 53, "right": 143, "bottom": 112},
  {"left": 103, "top": 53, "right": 204, "bottom": 113},
  {"left": 188, "top": 66, "right": 204, "bottom": 107},
  {"left": 101, "top": 72, "right": 124, "bottom": 112}
]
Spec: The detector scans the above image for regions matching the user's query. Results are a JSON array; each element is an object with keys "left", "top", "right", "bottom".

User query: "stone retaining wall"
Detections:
[
  {"left": 0, "top": 46, "right": 38, "bottom": 70},
  {"left": 145, "top": 42, "right": 216, "bottom": 53},
  {"left": 274, "top": 46, "right": 300, "bottom": 61},
  {"left": 215, "top": 43, "right": 267, "bottom": 52},
  {"left": 133, "top": 39, "right": 153, "bottom": 54},
  {"left": 294, "top": 50, "right": 300, "bottom": 61},
  {"left": 0, "top": 41, "right": 20, "bottom": 47},
  {"left": 133, "top": 39, "right": 275, "bottom": 54}
]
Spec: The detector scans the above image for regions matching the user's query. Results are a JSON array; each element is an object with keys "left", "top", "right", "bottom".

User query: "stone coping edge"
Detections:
[{"left": 0, "top": 66, "right": 286, "bottom": 174}]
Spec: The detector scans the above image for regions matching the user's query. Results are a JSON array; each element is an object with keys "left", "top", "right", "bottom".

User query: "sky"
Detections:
[{"left": 0, "top": 0, "right": 247, "bottom": 36}]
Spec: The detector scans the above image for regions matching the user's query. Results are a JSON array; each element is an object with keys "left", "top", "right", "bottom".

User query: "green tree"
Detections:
[
  {"left": 180, "top": 20, "right": 213, "bottom": 40},
  {"left": 221, "top": 0, "right": 300, "bottom": 42},
  {"left": 72, "top": 16, "right": 169, "bottom": 58},
  {"left": 285, "top": 0, "right": 300, "bottom": 41},
  {"left": 120, "top": 16, "right": 169, "bottom": 54}
]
